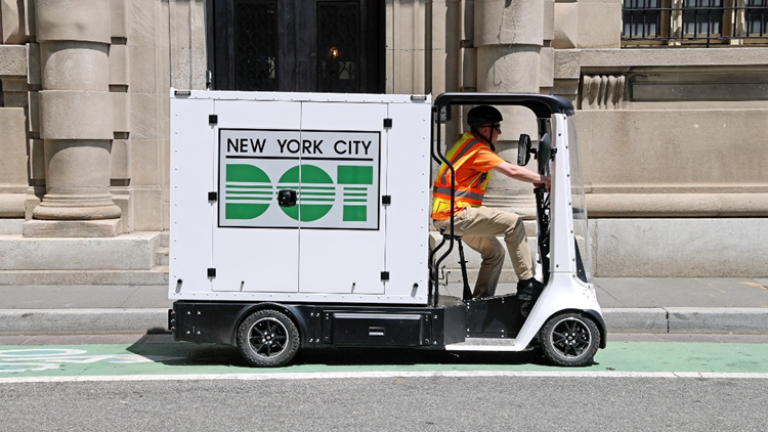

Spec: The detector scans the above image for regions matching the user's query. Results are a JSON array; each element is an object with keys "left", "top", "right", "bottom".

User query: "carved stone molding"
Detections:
[{"left": 580, "top": 74, "right": 626, "bottom": 110}]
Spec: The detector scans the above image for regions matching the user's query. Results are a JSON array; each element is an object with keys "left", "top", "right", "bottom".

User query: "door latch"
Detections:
[{"left": 278, "top": 189, "right": 297, "bottom": 207}]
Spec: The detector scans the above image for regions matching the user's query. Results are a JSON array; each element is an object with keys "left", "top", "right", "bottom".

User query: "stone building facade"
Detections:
[{"left": 0, "top": 0, "right": 766, "bottom": 285}]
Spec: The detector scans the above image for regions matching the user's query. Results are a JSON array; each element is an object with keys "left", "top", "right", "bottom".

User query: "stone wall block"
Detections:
[
  {"left": 553, "top": 2, "right": 578, "bottom": 49},
  {"left": 0, "top": 45, "right": 27, "bottom": 76},
  {"left": 43, "top": 140, "right": 113, "bottom": 192},
  {"left": 111, "top": 0, "right": 128, "bottom": 39},
  {"left": 109, "top": 44, "right": 129, "bottom": 86},
  {"left": 155, "top": 45, "right": 170, "bottom": 93},
  {"left": 430, "top": 0, "right": 449, "bottom": 51},
  {"left": 576, "top": 109, "right": 768, "bottom": 188},
  {"left": 385, "top": 0, "right": 394, "bottom": 49},
  {"left": 392, "top": 0, "right": 425, "bottom": 51},
  {"left": 477, "top": 45, "right": 540, "bottom": 92},
  {"left": 1, "top": 0, "right": 34, "bottom": 44},
  {"left": 128, "top": 92, "right": 157, "bottom": 140},
  {"left": 594, "top": 219, "right": 768, "bottom": 277},
  {"left": 475, "top": 0, "right": 543, "bottom": 46},
  {"left": 540, "top": 47, "right": 554, "bottom": 89},
  {"left": 110, "top": 139, "right": 130, "bottom": 180},
  {"left": 0, "top": 77, "right": 29, "bottom": 107},
  {"left": 39, "top": 90, "right": 113, "bottom": 140},
  {"left": 29, "top": 139, "right": 45, "bottom": 181},
  {"left": 461, "top": 47, "right": 477, "bottom": 91},
  {"left": 170, "top": 46, "right": 208, "bottom": 90},
  {"left": 112, "top": 91, "right": 129, "bottom": 133},
  {"left": 27, "top": 90, "right": 39, "bottom": 133},
  {"left": 0, "top": 108, "right": 28, "bottom": 185},
  {"left": 554, "top": 49, "right": 580, "bottom": 79},
  {"left": 576, "top": 0, "right": 622, "bottom": 48},
  {"left": 27, "top": 43, "right": 41, "bottom": 86},
  {"left": 543, "top": 0, "right": 555, "bottom": 42},
  {"left": 169, "top": 0, "right": 192, "bottom": 48},
  {"left": 393, "top": 49, "right": 425, "bottom": 94},
  {"left": 189, "top": 1, "right": 206, "bottom": 49},
  {"left": 385, "top": 49, "right": 394, "bottom": 94},
  {"left": 40, "top": 42, "right": 109, "bottom": 91},
  {"left": 127, "top": 0, "right": 156, "bottom": 46},
  {"left": 36, "top": 0, "right": 110, "bottom": 43},
  {"left": 156, "top": 0, "right": 170, "bottom": 48},
  {"left": 0, "top": 194, "right": 26, "bottom": 217},
  {"left": 127, "top": 45, "right": 156, "bottom": 93},
  {"left": 110, "top": 188, "right": 133, "bottom": 233},
  {"left": 130, "top": 139, "right": 160, "bottom": 186},
  {"left": 133, "top": 186, "right": 162, "bottom": 231}
]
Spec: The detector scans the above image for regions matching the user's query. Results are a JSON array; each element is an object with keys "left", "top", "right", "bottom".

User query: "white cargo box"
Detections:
[{"left": 169, "top": 90, "right": 432, "bottom": 305}]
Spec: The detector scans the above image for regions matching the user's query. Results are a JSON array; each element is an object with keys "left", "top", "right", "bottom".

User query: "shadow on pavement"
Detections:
[{"left": 125, "top": 334, "right": 556, "bottom": 368}]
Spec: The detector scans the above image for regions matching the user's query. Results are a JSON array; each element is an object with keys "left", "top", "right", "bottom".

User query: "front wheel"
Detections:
[
  {"left": 237, "top": 309, "right": 300, "bottom": 367},
  {"left": 539, "top": 312, "right": 600, "bottom": 367}
]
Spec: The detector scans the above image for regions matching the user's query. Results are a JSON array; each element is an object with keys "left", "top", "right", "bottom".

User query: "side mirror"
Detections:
[{"left": 517, "top": 134, "right": 532, "bottom": 166}]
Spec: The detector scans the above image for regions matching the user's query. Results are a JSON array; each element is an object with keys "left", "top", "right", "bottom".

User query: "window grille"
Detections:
[
  {"left": 234, "top": 0, "right": 278, "bottom": 90},
  {"left": 622, "top": 0, "right": 768, "bottom": 46}
]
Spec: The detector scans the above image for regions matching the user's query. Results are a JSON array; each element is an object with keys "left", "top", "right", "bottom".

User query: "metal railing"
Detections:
[{"left": 622, "top": 0, "right": 768, "bottom": 46}]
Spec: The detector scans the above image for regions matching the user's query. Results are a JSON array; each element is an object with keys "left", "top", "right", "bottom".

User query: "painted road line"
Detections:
[
  {"left": 2, "top": 370, "right": 768, "bottom": 384},
  {"left": 1, "top": 341, "right": 768, "bottom": 379}
]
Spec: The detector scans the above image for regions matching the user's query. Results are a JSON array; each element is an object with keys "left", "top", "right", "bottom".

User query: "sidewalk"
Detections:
[{"left": 0, "top": 278, "right": 767, "bottom": 336}]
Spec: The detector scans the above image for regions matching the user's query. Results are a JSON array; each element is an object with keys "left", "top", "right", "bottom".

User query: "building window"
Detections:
[
  {"left": 622, "top": 0, "right": 768, "bottom": 46},
  {"left": 234, "top": 0, "right": 278, "bottom": 91}
]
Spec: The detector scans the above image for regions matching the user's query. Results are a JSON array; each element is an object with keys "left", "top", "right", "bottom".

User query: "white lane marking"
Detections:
[{"left": 2, "top": 370, "right": 768, "bottom": 384}]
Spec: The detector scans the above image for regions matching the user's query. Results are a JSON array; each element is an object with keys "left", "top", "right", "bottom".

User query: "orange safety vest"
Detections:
[{"left": 431, "top": 132, "right": 493, "bottom": 220}]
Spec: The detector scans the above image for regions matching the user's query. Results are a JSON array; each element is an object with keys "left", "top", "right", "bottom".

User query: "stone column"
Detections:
[
  {"left": 475, "top": 0, "right": 543, "bottom": 217},
  {"left": 27, "top": 0, "right": 121, "bottom": 236}
]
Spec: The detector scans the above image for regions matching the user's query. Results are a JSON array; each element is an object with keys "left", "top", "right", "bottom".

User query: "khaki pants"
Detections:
[{"left": 433, "top": 206, "right": 533, "bottom": 298}]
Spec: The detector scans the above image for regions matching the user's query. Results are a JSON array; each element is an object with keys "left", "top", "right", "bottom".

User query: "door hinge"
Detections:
[
  {"left": 383, "top": 118, "right": 392, "bottom": 129},
  {"left": 207, "top": 268, "right": 216, "bottom": 278},
  {"left": 208, "top": 191, "right": 218, "bottom": 202},
  {"left": 381, "top": 195, "right": 391, "bottom": 206},
  {"left": 381, "top": 271, "right": 390, "bottom": 282},
  {"left": 209, "top": 114, "right": 218, "bottom": 125}
]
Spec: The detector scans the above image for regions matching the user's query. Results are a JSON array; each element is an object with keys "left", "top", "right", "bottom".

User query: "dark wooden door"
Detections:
[{"left": 210, "top": 0, "right": 383, "bottom": 93}]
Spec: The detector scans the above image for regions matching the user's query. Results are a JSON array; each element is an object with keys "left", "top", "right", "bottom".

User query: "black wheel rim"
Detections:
[
  {"left": 248, "top": 317, "right": 289, "bottom": 358},
  {"left": 549, "top": 317, "right": 592, "bottom": 358}
]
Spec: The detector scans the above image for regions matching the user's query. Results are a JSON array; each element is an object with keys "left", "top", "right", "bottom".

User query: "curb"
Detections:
[
  {"left": 1, "top": 308, "right": 767, "bottom": 336},
  {"left": 0, "top": 309, "right": 169, "bottom": 336}
]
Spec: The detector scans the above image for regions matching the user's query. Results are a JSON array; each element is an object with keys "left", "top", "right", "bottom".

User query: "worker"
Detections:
[{"left": 431, "top": 105, "right": 551, "bottom": 301}]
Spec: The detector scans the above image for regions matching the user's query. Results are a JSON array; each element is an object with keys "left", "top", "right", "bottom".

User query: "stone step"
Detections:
[
  {"left": 155, "top": 247, "right": 169, "bottom": 266},
  {"left": 0, "top": 267, "right": 169, "bottom": 286},
  {"left": 159, "top": 231, "right": 169, "bottom": 248},
  {"left": 0, "top": 219, "right": 23, "bottom": 235}
]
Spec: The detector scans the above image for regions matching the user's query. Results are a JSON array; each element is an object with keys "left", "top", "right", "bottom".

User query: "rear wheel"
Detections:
[
  {"left": 539, "top": 312, "right": 599, "bottom": 367},
  {"left": 237, "top": 309, "right": 300, "bottom": 367}
]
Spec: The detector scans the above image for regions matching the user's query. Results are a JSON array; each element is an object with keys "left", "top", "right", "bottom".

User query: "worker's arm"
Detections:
[{"left": 493, "top": 161, "right": 551, "bottom": 188}]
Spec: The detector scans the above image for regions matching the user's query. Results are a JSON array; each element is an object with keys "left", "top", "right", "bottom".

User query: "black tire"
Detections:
[
  {"left": 237, "top": 309, "right": 300, "bottom": 367},
  {"left": 539, "top": 312, "right": 600, "bottom": 367}
]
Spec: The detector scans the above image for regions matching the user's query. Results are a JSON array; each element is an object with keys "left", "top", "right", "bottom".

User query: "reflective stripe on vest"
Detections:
[{"left": 432, "top": 133, "right": 492, "bottom": 216}]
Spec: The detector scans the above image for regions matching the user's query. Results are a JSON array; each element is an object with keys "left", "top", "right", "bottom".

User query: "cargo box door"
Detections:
[
  {"left": 297, "top": 102, "right": 387, "bottom": 294},
  {"left": 211, "top": 100, "right": 302, "bottom": 293}
]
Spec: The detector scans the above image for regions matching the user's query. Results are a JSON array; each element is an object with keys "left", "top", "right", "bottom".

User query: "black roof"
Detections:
[{"left": 433, "top": 92, "right": 574, "bottom": 118}]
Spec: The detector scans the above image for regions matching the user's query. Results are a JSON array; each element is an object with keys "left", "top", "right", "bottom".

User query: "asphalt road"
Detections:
[
  {"left": 1, "top": 377, "right": 767, "bottom": 431},
  {"left": 1, "top": 335, "right": 767, "bottom": 431}
]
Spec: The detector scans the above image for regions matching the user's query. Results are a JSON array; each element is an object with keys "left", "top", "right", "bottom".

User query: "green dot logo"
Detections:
[
  {"left": 278, "top": 165, "right": 335, "bottom": 222},
  {"left": 224, "top": 164, "right": 273, "bottom": 220}
]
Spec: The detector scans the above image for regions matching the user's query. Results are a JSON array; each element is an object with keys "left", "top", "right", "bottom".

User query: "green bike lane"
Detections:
[{"left": 1, "top": 340, "right": 768, "bottom": 381}]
